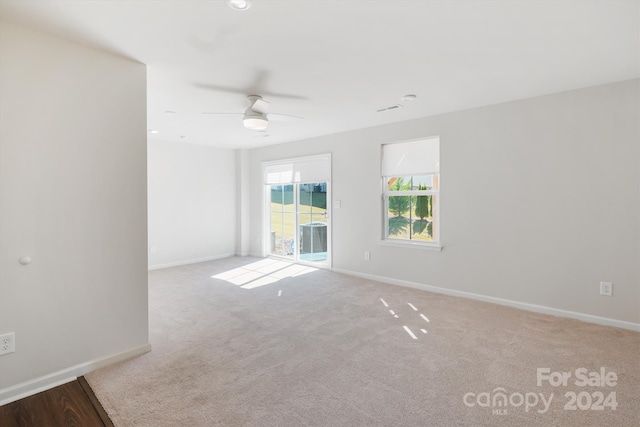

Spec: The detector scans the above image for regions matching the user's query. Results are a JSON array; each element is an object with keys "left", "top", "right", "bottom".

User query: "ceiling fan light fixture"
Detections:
[
  {"left": 227, "top": 0, "right": 251, "bottom": 11},
  {"left": 243, "top": 115, "right": 268, "bottom": 130}
]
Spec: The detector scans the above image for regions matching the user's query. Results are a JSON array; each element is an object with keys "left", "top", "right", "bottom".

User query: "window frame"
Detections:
[{"left": 381, "top": 138, "right": 441, "bottom": 250}]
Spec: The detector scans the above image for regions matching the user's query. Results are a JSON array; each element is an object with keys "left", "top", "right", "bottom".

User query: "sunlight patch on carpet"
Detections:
[
  {"left": 212, "top": 259, "right": 318, "bottom": 290},
  {"left": 403, "top": 326, "right": 418, "bottom": 339},
  {"left": 380, "top": 297, "right": 430, "bottom": 338}
]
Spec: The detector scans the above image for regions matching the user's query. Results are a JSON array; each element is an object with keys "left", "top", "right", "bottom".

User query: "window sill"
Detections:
[{"left": 379, "top": 240, "right": 442, "bottom": 251}]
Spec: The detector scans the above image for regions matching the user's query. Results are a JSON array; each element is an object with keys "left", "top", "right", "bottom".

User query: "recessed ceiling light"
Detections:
[
  {"left": 164, "top": 110, "right": 177, "bottom": 114},
  {"left": 148, "top": 129, "right": 159, "bottom": 134},
  {"left": 402, "top": 94, "right": 417, "bottom": 102},
  {"left": 227, "top": 0, "right": 251, "bottom": 11}
]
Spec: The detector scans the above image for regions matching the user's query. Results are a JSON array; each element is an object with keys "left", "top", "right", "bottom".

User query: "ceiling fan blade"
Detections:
[
  {"left": 194, "top": 82, "right": 307, "bottom": 101},
  {"left": 249, "top": 69, "right": 307, "bottom": 100},
  {"left": 194, "top": 82, "right": 248, "bottom": 95},
  {"left": 201, "top": 112, "right": 243, "bottom": 115},
  {"left": 269, "top": 113, "right": 304, "bottom": 120},
  {"left": 259, "top": 90, "right": 308, "bottom": 101}
]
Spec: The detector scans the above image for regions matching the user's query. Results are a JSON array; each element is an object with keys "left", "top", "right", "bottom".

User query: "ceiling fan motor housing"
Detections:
[{"left": 243, "top": 95, "right": 270, "bottom": 130}]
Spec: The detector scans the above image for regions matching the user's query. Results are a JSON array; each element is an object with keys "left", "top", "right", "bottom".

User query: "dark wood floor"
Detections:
[{"left": 0, "top": 377, "right": 113, "bottom": 427}]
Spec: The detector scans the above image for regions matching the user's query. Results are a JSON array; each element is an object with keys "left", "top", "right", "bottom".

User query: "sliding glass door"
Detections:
[
  {"left": 297, "top": 183, "right": 328, "bottom": 263},
  {"left": 264, "top": 154, "right": 331, "bottom": 267},
  {"left": 268, "top": 181, "right": 329, "bottom": 266},
  {"left": 270, "top": 184, "right": 295, "bottom": 259}
]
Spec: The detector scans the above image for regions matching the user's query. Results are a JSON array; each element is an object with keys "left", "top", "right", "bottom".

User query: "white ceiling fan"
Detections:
[{"left": 202, "top": 95, "right": 303, "bottom": 131}]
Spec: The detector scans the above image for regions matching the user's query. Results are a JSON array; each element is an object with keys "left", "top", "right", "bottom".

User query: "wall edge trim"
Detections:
[
  {"left": 148, "top": 253, "right": 235, "bottom": 271},
  {"left": 0, "top": 343, "right": 151, "bottom": 406},
  {"left": 332, "top": 267, "right": 640, "bottom": 332}
]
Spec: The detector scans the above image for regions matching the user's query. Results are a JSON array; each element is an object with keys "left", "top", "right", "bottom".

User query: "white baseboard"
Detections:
[
  {"left": 332, "top": 268, "right": 640, "bottom": 332},
  {"left": 0, "top": 343, "right": 151, "bottom": 406},
  {"left": 148, "top": 253, "right": 235, "bottom": 271},
  {"left": 248, "top": 252, "right": 264, "bottom": 258}
]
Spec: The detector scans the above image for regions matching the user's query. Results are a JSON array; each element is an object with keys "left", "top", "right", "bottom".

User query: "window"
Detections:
[{"left": 382, "top": 137, "right": 440, "bottom": 247}]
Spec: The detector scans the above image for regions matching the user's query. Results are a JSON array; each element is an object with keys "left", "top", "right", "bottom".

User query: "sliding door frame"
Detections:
[{"left": 261, "top": 154, "right": 332, "bottom": 269}]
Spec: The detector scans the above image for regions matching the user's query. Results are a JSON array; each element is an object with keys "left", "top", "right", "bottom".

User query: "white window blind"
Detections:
[
  {"left": 382, "top": 137, "right": 439, "bottom": 177},
  {"left": 263, "top": 154, "right": 331, "bottom": 185}
]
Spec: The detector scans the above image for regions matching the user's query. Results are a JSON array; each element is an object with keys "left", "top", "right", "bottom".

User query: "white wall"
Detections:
[
  {"left": 0, "top": 22, "right": 149, "bottom": 400},
  {"left": 147, "top": 140, "right": 236, "bottom": 268},
  {"left": 236, "top": 149, "right": 251, "bottom": 256},
  {"left": 248, "top": 80, "right": 640, "bottom": 326}
]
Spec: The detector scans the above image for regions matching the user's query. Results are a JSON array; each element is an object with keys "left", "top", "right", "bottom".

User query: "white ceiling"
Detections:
[{"left": 1, "top": 0, "right": 638, "bottom": 149}]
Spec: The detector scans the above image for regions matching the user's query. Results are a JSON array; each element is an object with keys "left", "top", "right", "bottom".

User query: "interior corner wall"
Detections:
[
  {"left": 0, "top": 22, "right": 148, "bottom": 396},
  {"left": 147, "top": 140, "right": 236, "bottom": 268},
  {"left": 247, "top": 79, "right": 640, "bottom": 326},
  {"left": 236, "top": 148, "right": 251, "bottom": 256}
]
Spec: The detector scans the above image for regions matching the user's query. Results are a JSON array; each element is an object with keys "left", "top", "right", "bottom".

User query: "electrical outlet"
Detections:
[
  {"left": 0, "top": 332, "right": 15, "bottom": 356},
  {"left": 600, "top": 281, "right": 613, "bottom": 297},
  {"left": 364, "top": 251, "right": 370, "bottom": 261}
]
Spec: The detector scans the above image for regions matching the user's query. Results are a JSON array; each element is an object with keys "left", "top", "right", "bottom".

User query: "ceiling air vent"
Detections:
[{"left": 376, "top": 104, "right": 404, "bottom": 113}]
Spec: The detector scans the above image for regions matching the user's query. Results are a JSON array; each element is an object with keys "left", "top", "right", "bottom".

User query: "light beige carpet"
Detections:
[{"left": 86, "top": 257, "right": 640, "bottom": 426}]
